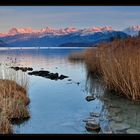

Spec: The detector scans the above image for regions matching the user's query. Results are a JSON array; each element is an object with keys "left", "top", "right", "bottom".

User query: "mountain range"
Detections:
[{"left": 0, "top": 26, "right": 139, "bottom": 47}]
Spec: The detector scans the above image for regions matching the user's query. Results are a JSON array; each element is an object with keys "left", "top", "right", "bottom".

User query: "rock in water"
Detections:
[
  {"left": 76, "top": 82, "right": 80, "bottom": 85},
  {"left": 27, "top": 67, "right": 33, "bottom": 71},
  {"left": 28, "top": 70, "right": 68, "bottom": 80},
  {"left": 86, "top": 96, "right": 96, "bottom": 102},
  {"left": 110, "top": 116, "right": 123, "bottom": 123},
  {"left": 85, "top": 121, "right": 101, "bottom": 132},
  {"left": 11, "top": 66, "right": 19, "bottom": 71},
  {"left": 126, "top": 129, "right": 140, "bottom": 134},
  {"left": 110, "top": 122, "right": 130, "bottom": 132},
  {"left": 48, "top": 73, "right": 59, "bottom": 80},
  {"left": 90, "top": 112, "right": 100, "bottom": 117},
  {"left": 59, "top": 75, "right": 69, "bottom": 80},
  {"left": 11, "top": 66, "right": 33, "bottom": 72}
]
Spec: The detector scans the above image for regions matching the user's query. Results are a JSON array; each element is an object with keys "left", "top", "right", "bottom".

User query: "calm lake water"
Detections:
[{"left": 0, "top": 48, "right": 140, "bottom": 134}]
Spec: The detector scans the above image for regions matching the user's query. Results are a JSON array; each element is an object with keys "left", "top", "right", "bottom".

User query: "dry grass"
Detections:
[
  {"left": 84, "top": 48, "right": 101, "bottom": 75},
  {"left": 0, "top": 65, "right": 29, "bottom": 134},
  {"left": 0, "top": 113, "right": 12, "bottom": 134},
  {"left": 98, "top": 38, "right": 140, "bottom": 101},
  {"left": 69, "top": 37, "right": 140, "bottom": 101}
]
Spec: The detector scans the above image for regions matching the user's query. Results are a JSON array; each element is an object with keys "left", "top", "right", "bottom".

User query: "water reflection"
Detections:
[
  {"left": 1, "top": 48, "right": 140, "bottom": 134},
  {"left": 85, "top": 72, "right": 104, "bottom": 98},
  {"left": 85, "top": 70, "right": 140, "bottom": 134},
  {"left": 10, "top": 48, "right": 94, "bottom": 134}
]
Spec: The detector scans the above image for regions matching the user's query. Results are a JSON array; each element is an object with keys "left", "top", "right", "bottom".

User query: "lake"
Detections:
[{"left": 0, "top": 48, "right": 140, "bottom": 134}]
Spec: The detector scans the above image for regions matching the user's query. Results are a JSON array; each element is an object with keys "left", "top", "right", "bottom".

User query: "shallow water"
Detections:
[{"left": 0, "top": 48, "right": 140, "bottom": 134}]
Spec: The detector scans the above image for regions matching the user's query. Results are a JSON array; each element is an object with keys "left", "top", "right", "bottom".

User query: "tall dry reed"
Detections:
[
  {"left": 0, "top": 63, "right": 30, "bottom": 134},
  {"left": 69, "top": 37, "right": 140, "bottom": 101},
  {"left": 98, "top": 38, "right": 140, "bottom": 101}
]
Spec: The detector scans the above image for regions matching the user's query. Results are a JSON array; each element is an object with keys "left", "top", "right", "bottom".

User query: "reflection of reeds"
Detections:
[
  {"left": 68, "top": 51, "right": 85, "bottom": 61},
  {"left": 85, "top": 72, "right": 104, "bottom": 98},
  {"left": 69, "top": 37, "right": 140, "bottom": 101},
  {"left": 0, "top": 65, "right": 29, "bottom": 134}
]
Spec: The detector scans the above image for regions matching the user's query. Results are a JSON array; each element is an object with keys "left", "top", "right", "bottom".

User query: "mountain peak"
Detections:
[
  {"left": 8, "top": 27, "right": 19, "bottom": 35},
  {"left": 129, "top": 25, "right": 140, "bottom": 30},
  {"left": 0, "top": 25, "right": 138, "bottom": 37},
  {"left": 123, "top": 25, "right": 140, "bottom": 36}
]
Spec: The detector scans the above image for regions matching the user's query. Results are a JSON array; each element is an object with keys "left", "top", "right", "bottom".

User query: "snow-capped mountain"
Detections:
[
  {"left": 0, "top": 26, "right": 129, "bottom": 47},
  {"left": 0, "top": 40, "right": 8, "bottom": 47},
  {"left": 0, "top": 27, "right": 79, "bottom": 37},
  {"left": 123, "top": 25, "right": 140, "bottom": 36},
  {"left": 80, "top": 26, "right": 114, "bottom": 36},
  {"left": 0, "top": 26, "right": 114, "bottom": 37}
]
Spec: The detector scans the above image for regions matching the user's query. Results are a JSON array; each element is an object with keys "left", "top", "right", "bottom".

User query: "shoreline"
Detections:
[{"left": 0, "top": 47, "right": 92, "bottom": 50}]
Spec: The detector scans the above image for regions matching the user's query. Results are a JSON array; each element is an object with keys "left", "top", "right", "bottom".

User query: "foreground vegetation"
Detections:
[
  {"left": 69, "top": 37, "right": 140, "bottom": 101},
  {"left": 0, "top": 66, "right": 29, "bottom": 134}
]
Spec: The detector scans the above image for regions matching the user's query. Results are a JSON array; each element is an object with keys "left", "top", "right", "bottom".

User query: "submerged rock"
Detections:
[
  {"left": 110, "top": 122, "right": 130, "bottom": 132},
  {"left": 86, "top": 96, "right": 96, "bottom": 102},
  {"left": 110, "top": 116, "right": 123, "bottom": 123},
  {"left": 108, "top": 108, "right": 122, "bottom": 115},
  {"left": 126, "top": 129, "right": 140, "bottom": 134},
  {"left": 99, "top": 125, "right": 113, "bottom": 134}
]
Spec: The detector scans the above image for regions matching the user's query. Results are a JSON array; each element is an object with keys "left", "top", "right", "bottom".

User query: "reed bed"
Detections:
[
  {"left": 69, "top": 37, "right": 140, "bottom": 101},
  {"left": 0, "top": 64, "right": 29, "bottom": 134},
  {"left": 99, "top": 38, "right": 140, "bottom": 101}
]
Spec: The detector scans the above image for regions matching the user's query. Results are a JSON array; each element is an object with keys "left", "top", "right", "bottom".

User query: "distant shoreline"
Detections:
[{"left": 0, "top": 47, "right": 92, "bottom": 50}]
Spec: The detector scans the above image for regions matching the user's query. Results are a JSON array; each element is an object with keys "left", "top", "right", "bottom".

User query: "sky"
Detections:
[{"left": 0, "top": 6, "right": 140, "bottom": 32}]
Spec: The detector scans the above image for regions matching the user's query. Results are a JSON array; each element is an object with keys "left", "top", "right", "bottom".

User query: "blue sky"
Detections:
[{"left": 0, "top": 6, "right": 140, "bottom": 32}]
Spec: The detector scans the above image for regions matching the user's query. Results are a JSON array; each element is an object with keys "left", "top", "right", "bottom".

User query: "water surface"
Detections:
[{"left": 0, "top": 48, "right": 140, "bottom": 134}]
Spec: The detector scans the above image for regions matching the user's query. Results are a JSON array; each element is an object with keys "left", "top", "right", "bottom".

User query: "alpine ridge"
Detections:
[{"left": 0, "top": 26, "right": 139, "bottom": 47}]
